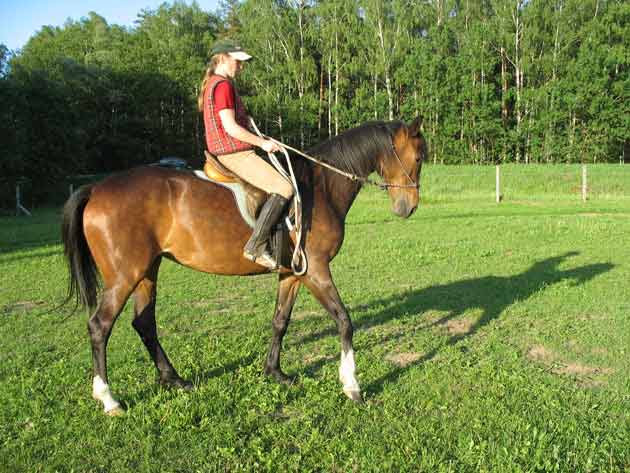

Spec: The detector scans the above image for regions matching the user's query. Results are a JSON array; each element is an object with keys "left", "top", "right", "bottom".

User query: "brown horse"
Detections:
[{"left": 62, "top": 118, "right": 426, "bottom": 415}]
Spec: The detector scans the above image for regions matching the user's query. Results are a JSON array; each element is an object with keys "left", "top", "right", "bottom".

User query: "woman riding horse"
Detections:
[
  {"left": 198, "top": 39, "right": 293, "bottom": 269},
  {"left": 63, "top": 53, "right": 426, "bottom": 413}
]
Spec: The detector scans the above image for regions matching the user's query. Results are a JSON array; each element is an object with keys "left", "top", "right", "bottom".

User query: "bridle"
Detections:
[
  {"left": 386, "top": 138, "right": 421, "bottom": 190},
  {"left": 265, "top": 135, "right": 420, "bottom": 191}
]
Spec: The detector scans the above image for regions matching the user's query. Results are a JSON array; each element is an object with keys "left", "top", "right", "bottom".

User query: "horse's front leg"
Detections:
[
  {"left": 302, "top": 263, "right": 361, "bottom": 402},
  {"left": 264, "top": 274, "right": 301, "bottom": 383}
]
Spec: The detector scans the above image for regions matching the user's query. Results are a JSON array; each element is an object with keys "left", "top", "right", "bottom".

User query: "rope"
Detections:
[
  {"left": 249, "top": 119, "right": 307, "bottom": 276},
  {"left": 262, "top": 136, "right": 419, "bottom": 190}
]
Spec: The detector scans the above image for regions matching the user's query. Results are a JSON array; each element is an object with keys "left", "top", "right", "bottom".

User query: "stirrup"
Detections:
[{"left": 244, "top": 250, "right": 278, "bottom": 270}]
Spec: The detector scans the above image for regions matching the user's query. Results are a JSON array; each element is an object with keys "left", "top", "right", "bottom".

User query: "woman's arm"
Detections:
[{"left": 218, "top": 109, "right": 280, "bottom": 153}]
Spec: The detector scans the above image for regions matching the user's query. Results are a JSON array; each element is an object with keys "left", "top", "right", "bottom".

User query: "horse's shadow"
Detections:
[{"left": 297, "top": 252, "right": 614, "bottom": 396}]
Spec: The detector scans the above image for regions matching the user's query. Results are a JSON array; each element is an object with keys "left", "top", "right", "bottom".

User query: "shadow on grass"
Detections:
[
  {"left": 297, "top": 252, "right": 614, "bottom": 397},
  {"left": 195, "top": 352, "right": 260, "bottom": 383}
]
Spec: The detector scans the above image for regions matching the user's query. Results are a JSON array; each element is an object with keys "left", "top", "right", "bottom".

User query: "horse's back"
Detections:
[{"left": 84, "top": 166, "right": 264, "bottom": 276}]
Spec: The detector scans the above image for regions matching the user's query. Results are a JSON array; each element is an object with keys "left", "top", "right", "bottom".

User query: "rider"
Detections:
[{"left": 198, "top": 39, "right": 294, "bottom": 269}]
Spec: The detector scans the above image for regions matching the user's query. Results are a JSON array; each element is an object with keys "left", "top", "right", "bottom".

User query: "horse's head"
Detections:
[{"left": 379, "top": 117, "right": 426, "bottom": 218}]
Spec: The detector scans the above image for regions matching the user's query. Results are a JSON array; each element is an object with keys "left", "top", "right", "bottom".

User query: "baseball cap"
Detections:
[{"left": 210, "top": 39, "right": 252, "bottom": 61}]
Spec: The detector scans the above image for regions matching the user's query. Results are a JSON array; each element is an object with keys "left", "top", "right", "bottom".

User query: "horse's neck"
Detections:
[{"left": 314, "top": 164, "right": 371, "bottom": 220}]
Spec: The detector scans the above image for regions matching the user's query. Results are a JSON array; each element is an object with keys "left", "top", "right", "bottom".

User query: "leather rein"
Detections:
[{"left": 264, "top": 136, "right": 419, "bottom": 191}]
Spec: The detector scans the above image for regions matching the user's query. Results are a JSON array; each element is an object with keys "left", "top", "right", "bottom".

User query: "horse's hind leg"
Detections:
[
  {"left": 132, "top": 258, "right": 191, "bottom": 390},
  {"left": 88, "top": 283, "right": 134, "bottom": 416}
]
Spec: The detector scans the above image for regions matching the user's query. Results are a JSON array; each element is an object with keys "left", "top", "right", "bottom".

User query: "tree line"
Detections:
[{"left": 0, "top": 0, "right": 628, "bottom": 193}]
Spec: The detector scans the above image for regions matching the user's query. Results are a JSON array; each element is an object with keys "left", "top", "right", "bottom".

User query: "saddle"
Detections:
[
  {"left": 199, "top": 151, "right": 267, "bottom": 226},
  {"left": 194, "top": 151, "right": 292, "bottom": 268}
]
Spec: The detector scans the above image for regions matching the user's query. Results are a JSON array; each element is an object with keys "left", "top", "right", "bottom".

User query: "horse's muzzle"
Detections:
[{"left": 393, "top": 200, "right": 417, "bottom": 218}]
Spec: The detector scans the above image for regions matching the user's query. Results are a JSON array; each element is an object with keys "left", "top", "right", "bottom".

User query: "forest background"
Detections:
[{"left": 0, "top": 0, "right": 628, "bottom": 195}]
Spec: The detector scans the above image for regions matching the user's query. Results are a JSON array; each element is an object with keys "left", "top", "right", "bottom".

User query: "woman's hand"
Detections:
[{"left": 261, "top": 139, "right": 281, "bottom": 154}]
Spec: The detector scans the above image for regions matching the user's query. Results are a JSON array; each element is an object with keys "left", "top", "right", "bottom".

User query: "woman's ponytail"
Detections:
[{"left": 197, "top": 54, "right": 224, "bottom": 112}]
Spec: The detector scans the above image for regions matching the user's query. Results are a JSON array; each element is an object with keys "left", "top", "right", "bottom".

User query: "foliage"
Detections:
[{"left": 0, "top": 0, "right": 628, "bottom": 194}]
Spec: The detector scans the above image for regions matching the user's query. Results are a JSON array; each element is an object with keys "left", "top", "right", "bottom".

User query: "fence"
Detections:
[
  {"left": 1, "top": 174, "right": 108, "bottom": 216},
  {"left": 420, "top": 163, "right": 630, "bottom": 204},
  {"left": 2, "top": 164, "right": 629, "bottom": 215}
]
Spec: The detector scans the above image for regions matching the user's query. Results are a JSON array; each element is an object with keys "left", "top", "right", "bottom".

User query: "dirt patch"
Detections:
[
  {"left": 188, "top": 299, "right": 244, "bottom": 313},
  {"left": 553, "top": 363, "right": 613, "bottom": 377},
  {"left": 302, "top": 353, "right": 334, "bottom": 365},
  {"left": 190, "top": 300, "right": 213, "bottom": 308},
  {"left": 2, "top": 300, "right": 45, "bottom": 314},
  {"left": 527, "top": 344, "right": 555, "bottom": 363},
  {"left": 444, "top": 318, "right": 474, "bottom": 336},
  {"left": 292, "top": 310, "right": 322, "bottom": 321},
  {"left": 385, "top": 352, "right": 423, "bottom": 367},
  {"left": 591, "top": 347, "right": 608, "bottom": 356},
  {"left": 579, "top": 314, "right": 611, "bottom": 322},
  {"left": 526, "top": 344, "right": 613, "bottom": 387}
]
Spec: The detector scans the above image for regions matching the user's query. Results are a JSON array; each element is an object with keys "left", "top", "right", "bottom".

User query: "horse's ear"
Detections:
[{"left": 408, "top": 116, "right": 423, "bottom": 137}]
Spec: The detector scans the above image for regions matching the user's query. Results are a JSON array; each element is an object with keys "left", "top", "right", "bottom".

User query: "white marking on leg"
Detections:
[
  {"left": 339, "top": 349, "right": 360, "bottom": 393},
  {"left": 92, "top": 376, "right": 121, "bottom": 413}
]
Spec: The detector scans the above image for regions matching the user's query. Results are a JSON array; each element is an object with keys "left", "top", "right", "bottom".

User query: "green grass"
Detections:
[{"left": 1, "top": 165, "right": 630, "bottom": 472}]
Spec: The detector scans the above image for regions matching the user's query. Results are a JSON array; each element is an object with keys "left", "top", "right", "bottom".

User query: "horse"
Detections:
[{"left": 61, "top": 117, "right": 426, "bottom": 415}]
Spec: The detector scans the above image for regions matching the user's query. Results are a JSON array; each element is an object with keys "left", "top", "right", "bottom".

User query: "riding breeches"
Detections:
[{"left": 217, "top": 150, "right": 294, "bottom": 199}]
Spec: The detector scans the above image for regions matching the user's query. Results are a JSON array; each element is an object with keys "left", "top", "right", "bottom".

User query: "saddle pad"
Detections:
[{"left": 194, "top": 170, "right": 256, "bottom": 228}]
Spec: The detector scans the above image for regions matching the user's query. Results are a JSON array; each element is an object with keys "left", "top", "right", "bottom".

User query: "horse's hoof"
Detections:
[
  {"left": 105, "top": 406, "right": 125, "bottom": 417},
  {"left": 159, "top": 377, "right": 194, "bottom": 391},
  {"left": 343, "top": 389, "right": 363, "bottom": 403},
  {"left": 264, "top": 368, "right": 295, "bottom": 386},
  {"left": 174, "top": 379, "right": 194, "bottom": 391}
]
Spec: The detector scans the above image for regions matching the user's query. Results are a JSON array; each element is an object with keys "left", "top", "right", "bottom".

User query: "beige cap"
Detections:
[{"left": 210, "top": 39, "right": 252, "bottom": 61}]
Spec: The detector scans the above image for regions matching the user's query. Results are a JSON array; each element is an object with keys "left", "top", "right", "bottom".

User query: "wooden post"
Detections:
[
  {"left": 496, "top": 165, "right": 501, "bottom": 203},
  {"left": 582, "top": 165, "right": 587, "bottom": 202}
]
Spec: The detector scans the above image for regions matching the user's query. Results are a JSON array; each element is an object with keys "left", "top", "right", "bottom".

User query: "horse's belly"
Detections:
[{"left": 160, "top": 191, "right": 266, "bottom": 276}]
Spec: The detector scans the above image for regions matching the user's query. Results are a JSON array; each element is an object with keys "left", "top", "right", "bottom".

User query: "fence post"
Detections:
[
  {"left": 15, "top": 183, "right": 32, "bottom": 217},
  {"left": 582, "top": 165, "right": 587, "bottom": 202},
  {"left": 496, "top": 165, "right": 501, "bottom": 203}
]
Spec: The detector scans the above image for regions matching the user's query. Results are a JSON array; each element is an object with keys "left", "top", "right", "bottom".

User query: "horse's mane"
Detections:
[{"left": 307, "top": 121, "right": 404, "bottom": 177}]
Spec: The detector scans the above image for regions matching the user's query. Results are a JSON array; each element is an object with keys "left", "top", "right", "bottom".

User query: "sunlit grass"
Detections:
[{"left": 1, "top": 166, "right": 629, "bottom": 472}]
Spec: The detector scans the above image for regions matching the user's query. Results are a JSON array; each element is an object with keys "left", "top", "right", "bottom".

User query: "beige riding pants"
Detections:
[{"left": 217, "top": 150, "right": 294, "bottom": 199}]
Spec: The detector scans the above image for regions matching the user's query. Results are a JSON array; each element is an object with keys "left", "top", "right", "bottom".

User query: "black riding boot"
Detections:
[{"left": 243, "top": 193, "right": 289, "bottom": 269}]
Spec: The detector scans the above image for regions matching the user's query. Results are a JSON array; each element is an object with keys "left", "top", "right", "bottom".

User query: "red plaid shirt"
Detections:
[{"left": 203, "top": 75, "right": 254, "bottom": 155}]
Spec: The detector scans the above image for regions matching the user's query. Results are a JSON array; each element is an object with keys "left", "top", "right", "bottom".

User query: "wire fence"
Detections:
[{"left": 2, "top": 164, "right": 629, "bottom": 215}]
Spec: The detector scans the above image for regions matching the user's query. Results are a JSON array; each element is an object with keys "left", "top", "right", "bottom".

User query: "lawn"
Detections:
[{"left": 1, "top": 165, "right": 629, "bottom": 472}]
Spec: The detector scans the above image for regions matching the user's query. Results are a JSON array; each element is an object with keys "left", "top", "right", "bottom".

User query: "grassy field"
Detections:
[{"left": 1, "top": 165, "right": 629, "bottom": 472}]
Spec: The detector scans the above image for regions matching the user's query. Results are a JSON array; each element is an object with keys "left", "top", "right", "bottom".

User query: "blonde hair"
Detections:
[{"left": 197, "top": 54, "right": 228, "bottom": 112}]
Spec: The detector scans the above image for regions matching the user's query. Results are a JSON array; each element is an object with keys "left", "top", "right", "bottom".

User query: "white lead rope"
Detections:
[{"left": 249, "top": 119, "right": 307, "bottom": 276}]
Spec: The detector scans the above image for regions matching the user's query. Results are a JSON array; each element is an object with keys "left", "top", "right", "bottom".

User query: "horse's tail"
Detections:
[{"left": 61, "top": 184, "right": 100, "bottom": 311}]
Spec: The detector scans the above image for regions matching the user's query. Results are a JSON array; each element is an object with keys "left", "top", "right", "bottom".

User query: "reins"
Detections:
[
  {"left": 263, "top": 136, "right": 419, "bottom": 190},
  {"left": 250, "top": 119, "right": 308, "bottom": 276}
]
